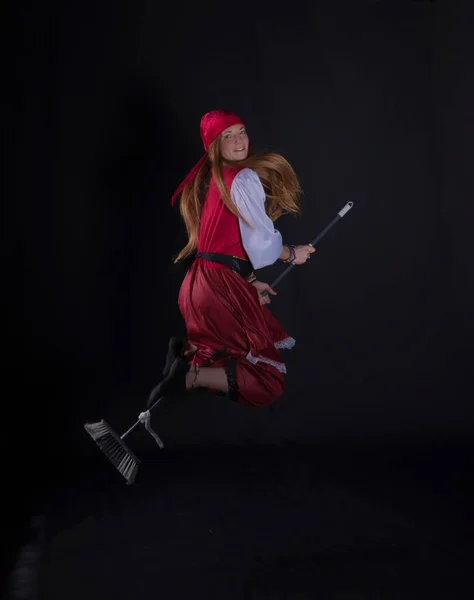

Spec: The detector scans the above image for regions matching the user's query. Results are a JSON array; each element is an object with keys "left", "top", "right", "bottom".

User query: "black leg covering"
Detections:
[
  {"left": 208, "top": 346, "right": 239, "bottom": 403},
  {"left": 224, "top": 357, "right": 239, "bottom": 402}
]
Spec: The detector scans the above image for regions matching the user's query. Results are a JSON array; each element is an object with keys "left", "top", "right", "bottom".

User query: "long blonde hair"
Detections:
[{"left": 174, "top": 138, "right": 302, "bottom": 263}]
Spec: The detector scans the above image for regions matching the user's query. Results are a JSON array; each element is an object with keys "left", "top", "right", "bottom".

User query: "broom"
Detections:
[
  {"left": 84, "top": 201, "right": 354, "bottom": 484},
  {"left": 84, "top": 384, "right": 165, "bottom": 485}
]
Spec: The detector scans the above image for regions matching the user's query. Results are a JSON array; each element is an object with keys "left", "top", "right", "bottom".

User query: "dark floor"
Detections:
[{"left": 4, "top": 440, "right": 474, "bottom": 599}]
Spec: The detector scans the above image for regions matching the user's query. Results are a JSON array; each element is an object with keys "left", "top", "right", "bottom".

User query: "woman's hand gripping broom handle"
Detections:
[{"left": 260, "top": 201, "right": 354, "bottom": 297}]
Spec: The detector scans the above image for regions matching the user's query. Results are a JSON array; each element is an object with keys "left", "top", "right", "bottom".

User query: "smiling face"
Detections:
[{"left": 219, "top": 124, "right": 249, "bottom": 162}]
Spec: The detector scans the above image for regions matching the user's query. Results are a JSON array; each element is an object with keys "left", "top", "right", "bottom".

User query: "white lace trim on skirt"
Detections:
[{"left": 245, "top": 336, "right": 296, "bottom": 374}]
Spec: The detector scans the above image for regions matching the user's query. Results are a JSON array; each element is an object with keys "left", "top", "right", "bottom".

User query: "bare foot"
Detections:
[{"left": 185, "top": 366, "right": 197, "bottom": 389}]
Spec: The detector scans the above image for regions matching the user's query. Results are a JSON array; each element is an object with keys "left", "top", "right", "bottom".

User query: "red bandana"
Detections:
[{"left": 170, "top": 109, "right": 245, "bottom": 206}]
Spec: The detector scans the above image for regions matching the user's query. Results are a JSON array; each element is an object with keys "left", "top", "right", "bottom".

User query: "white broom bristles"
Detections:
[{"left": 84, "top": 420, "right": 141, "bottom": 485}]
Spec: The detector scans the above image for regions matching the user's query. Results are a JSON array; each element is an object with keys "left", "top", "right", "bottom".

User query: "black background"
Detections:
[
  {"left": 3, "top": 0, "right": 474, "bottom": 596},
  {"left": 5, "top": 0, "right": 472, "bottom": 455}
]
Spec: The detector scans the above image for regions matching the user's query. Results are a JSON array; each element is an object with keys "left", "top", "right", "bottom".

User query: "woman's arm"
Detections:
[
  {"left": 231, "top": 169, "right": 285, "bottom": 270},
  {"left": 246, "top": 245, "right": 292, "bottom": 283},
  {"left": 233, "top": 169, "right": 313, "bottom": 273},
  {"left": 279, "top": 245, "right": 292, "bottom": 261}
]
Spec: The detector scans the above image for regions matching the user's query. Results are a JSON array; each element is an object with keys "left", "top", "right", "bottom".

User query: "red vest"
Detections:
[{"left": 196, "top": 166, "right": 248, "bottom": 262}]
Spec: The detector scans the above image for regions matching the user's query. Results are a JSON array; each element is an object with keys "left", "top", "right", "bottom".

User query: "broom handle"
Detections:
[
  {"left": 261, "top": 201, "right": 354, "bottom": 296},
  {"left": 121, "top": 420, "right": 141, "bottom": 439},
  {"left": 121, "top": 394, "right": 167, "bottom": 439}
]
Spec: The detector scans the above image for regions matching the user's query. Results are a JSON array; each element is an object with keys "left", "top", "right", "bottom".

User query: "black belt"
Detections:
[{"left": 195, "top": 252, "right": 254, "bottom": 280}]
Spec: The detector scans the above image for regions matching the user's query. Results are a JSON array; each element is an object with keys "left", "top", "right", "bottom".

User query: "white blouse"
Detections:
[{"left": 230, "top": 168, "right": 283, "bottom": 270}]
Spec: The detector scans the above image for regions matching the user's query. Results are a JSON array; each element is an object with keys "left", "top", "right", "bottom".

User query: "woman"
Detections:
[{"left": 151, "top": 109, "right": 314, "bottom": 408}]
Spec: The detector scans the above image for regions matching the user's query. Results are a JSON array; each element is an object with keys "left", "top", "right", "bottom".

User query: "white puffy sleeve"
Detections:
[{"left": 230, "top": 168, "right": 283, "bottom": 270}]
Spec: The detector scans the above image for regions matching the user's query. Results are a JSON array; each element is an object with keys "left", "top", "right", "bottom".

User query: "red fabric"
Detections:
[
  {"left": 199, "top": 110, "right": 245, "bottom": 151},
  {"left": 195, "top": 166, "right": 247, "bottom": 272},
  {"left": 179, "top": 265, "right": 289, "bottom": 408},
  {"left": 170, "top": 154, "right": 207, "bottom": 207},
  {"left": 178, "top": 166, "right": 293, "bottom": 408},
  {"left": 171, "top": 110, "right": 245, "bottom": 206}
]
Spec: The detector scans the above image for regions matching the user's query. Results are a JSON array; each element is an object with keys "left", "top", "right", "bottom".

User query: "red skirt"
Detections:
[{"left": 178, "top": 261, "right": 295, "bottom": 407}]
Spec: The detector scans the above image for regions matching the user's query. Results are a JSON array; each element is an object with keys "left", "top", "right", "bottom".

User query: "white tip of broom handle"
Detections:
[{"left": 338, "top": 201, "right": 354, "bottom": 218}]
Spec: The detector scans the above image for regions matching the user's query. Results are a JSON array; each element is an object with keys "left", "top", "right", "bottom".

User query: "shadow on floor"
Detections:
[{"left": 5, "top": 440, "right": 474, "bottom": 599}]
